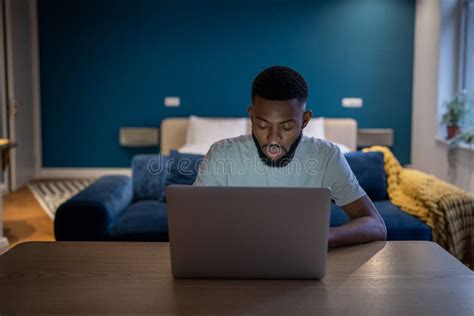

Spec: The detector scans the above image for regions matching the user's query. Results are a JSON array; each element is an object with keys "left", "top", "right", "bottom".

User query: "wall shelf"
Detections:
[
  {"left": 357, "top": 128, "right": 394, "bottom": 147},
  {"left": 119, "top": 127, "right": 159, "bottom": 147}
]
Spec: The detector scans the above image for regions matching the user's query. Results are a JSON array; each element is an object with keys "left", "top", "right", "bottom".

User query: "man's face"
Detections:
[{"left": 248, "top": 96, "right": 312, "bottom": 163}]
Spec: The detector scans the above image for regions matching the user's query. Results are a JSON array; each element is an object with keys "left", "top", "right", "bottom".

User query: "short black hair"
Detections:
[{"left": 251, "top": 66, "right": 308, "bottom": 104}]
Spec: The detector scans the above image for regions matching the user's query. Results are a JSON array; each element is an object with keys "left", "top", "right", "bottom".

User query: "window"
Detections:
[{"left": 462, "top": 0, "right": 474, "bottom": 129}]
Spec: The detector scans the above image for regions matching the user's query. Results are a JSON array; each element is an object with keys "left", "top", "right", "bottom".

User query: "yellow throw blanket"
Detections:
[{"left": 363, "top": 146, "right": 474, "bottom": 266}]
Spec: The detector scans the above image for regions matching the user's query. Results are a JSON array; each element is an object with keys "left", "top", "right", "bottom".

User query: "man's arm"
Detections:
[{"left": 328, "top": 195, "right": 387, "bottom": 248}]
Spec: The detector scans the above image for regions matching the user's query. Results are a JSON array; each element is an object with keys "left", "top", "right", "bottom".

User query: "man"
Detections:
[{"left": 194, "top": 66, "right": 387, "bottom": 248}]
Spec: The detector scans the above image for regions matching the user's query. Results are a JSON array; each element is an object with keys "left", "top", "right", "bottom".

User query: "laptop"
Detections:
[{"left": 166, "top": 185, "right": 331, "bottom": 279}]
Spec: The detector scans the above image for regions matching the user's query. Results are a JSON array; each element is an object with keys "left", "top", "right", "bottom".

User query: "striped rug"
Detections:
[{"left": 28, "top": 179, "right": 95, "bottom": 219}]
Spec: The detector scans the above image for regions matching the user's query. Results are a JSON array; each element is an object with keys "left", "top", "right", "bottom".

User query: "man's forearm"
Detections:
[{"left": 328, "top": 215, "right": 387, "bottom": 248}]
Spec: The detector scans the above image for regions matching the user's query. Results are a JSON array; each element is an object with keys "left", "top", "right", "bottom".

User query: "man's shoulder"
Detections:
[
  {"left": 211, "top": 134, "right": 254, "bottom": 149},
  {"left": 299, "top": 135, "right": 340, "bottom": 156},
  {"left": 207, "top": 134, "right": 254, "bottom": 156}
]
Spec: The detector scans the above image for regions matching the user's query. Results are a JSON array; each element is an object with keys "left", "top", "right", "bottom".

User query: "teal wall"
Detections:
[{"left": 38, "top": 0, "right": 415, "bottom": 167}]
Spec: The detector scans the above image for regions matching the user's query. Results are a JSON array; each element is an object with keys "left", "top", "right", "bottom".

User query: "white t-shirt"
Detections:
[{"left": 193, "top": 134, "right": 366, "bottom": 206}]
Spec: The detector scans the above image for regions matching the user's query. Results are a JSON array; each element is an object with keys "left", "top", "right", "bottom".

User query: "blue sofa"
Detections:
[{"left": 55, "top": 151, "right": 432, "bottom": 241}]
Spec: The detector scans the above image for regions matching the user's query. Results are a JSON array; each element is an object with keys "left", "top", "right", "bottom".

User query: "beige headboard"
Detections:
[{"left": 160, "top": 117, "right": 357, "bottom": 155}]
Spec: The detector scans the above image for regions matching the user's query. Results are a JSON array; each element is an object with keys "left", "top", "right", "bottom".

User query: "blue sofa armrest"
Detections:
[{"left": 54, "top": 175, "right": 133, "bottom": 241}]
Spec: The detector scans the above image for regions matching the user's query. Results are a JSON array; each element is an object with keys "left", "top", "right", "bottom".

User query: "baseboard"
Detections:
[{"left": 39, "top": 168, "right": 132, "bottom": 179}]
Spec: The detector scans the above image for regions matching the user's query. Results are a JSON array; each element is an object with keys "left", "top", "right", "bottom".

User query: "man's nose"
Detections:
[{"left": 266, "top": 126, "right": 282, "bottom": 143}]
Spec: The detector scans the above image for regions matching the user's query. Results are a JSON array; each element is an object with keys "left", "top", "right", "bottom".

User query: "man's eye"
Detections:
[
  {"left": 258, "top": 125, "right": 269, "bottom": 130},
  {"left": 281, "top": 125, "right": 294, "bottom": 131}
]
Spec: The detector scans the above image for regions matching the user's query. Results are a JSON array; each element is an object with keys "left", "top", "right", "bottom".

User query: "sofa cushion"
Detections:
[
  {"left": 160, "top": 150, "right": 204, "bottom": 202},
  {"left": 109, "top": 200, "right": 169, "bottom": 241},
  {"left": 330, "top": 200, "right": 432, "bottom": 241},
  {"left": 132, "top": 154, "right": 169, "bottom": 201},
  {"left": 344, "top": 151, "right": 388, "bottom": 201}
]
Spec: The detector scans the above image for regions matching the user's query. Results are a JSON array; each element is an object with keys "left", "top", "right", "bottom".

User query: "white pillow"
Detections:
[
  {"left": 179, "top": 116, "right": 248, "bottom": 154},
  {"left": 303, "top": 118, "right": 352, "bottom": 153},
  {"left": 303, "top": 117, "right": 325, "bottom": 139},
  {"left": 177, "top": 143, "right": 213, "bottom": 155}
]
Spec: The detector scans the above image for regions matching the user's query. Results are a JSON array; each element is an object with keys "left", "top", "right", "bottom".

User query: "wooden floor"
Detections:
[{"left": 2, "top": 186, "right": 54, "bottom": 251}]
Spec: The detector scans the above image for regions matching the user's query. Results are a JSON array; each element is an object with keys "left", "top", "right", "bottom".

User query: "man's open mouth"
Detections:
[{"left": 263, "top": 144, "right": 286, "bottom": 160}]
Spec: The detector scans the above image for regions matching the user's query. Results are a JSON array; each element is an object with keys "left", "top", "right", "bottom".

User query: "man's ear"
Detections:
[
  {"left": 247, "top": 105, "right": 254, "bottom": 119},
  {"left": 302, "top": 110, "right": 313, "bottom": 128}
]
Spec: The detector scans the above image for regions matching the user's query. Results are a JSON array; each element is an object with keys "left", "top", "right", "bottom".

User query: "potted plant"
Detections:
[{"left": 441, "top": 90, "right": 469, "bottom": 139}]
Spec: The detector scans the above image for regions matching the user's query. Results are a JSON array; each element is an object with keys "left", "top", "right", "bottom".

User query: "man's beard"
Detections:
[{"left": 252, "top": 132, "right": 303, "bottom": 168}]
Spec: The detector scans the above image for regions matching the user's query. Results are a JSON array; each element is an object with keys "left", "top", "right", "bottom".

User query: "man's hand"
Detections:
[{"left": 328, "top": 195, "right": 387, "bottom": 248}]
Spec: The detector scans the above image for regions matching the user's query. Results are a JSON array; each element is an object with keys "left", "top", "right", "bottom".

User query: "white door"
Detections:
[
  {"left": 0, "top": 1, "right": 7, "bottom": 140},
  {"left": 4, "top": 0, "right": 39, "bottom": 191},
  {"left": 0, "top": 0, "right": 8, "bottom": 249}
]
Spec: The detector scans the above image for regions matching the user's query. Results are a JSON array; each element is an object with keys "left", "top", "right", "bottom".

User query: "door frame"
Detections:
[{"left": 31, "top": 0, "right": 42, "bottom": 180}]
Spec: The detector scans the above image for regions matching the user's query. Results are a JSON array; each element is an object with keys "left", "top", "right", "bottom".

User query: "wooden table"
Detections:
[{"left": 0, "top": 241, "right": 473, "bottom": 315}]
